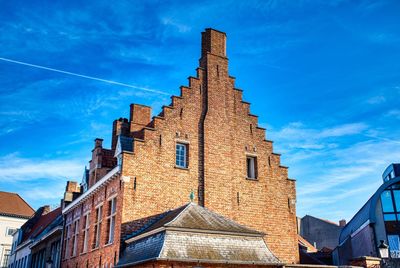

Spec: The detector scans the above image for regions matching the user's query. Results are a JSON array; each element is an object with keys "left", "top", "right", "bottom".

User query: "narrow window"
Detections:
[
  {"left": 106, "top": 197, "right": 117, "bottom": 244},
  {"left": 82, "top": 213, "right": 90, "bottom": 253},
  {"left": 176, "top": 143, "right": 188, "bottom": 168},
  {"left": 93, "top": 205, "right": 103, "bottom": 249},
  {"left": 246, "top": 156, "right": 257, "bottom": 179},
  {"left": 72, "top": 219, "right": 79, "bottom": 256},
  {"left": 64, "top": 224, "right": 71, "bottom": 258}
]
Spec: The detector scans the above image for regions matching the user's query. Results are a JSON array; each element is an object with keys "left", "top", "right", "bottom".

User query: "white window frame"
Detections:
[
  {"left": 82, "top": 213, "right": 90, "bottom": 253},
  {"left": 64, "top": 224, "right": 71, "bottom": 258},
  {"left": 107, "top": 197, "right": 117, "bottom": 244},
  {"left": 246, "top": 155, "right": 257, "bottom": 179},
  {"left": 93, "top": 205, "right": 103, "bottom": 249},
  {"left": 72, "top": 219, "right": 79, "bottom": 256},
  {"left": 176, "top": 143, "right": 188, "bottom": 168}
]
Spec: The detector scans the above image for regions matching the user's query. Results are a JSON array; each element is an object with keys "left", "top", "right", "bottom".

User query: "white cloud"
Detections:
[
  {"left": 386, "top": 109, "right": 400, "bottom": 119},
  {"left": 0, "top": 153, "right": 83, "bottom": 182},
  {"left": 366, "top": 95, "right": 386, "bottom": 104}
]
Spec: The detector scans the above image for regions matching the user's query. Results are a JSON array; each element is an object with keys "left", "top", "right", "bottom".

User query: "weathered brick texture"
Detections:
[
  {"left": 61, "top": 28, "right": 298, "bottom": 267},
  {"left": 121, "top": 28, "right": 298, "bottom": 263}
]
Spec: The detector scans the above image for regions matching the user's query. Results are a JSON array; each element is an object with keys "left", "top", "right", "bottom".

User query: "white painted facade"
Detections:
[{"left": 0, "top": 215, "right": 27, "bottom": 268}]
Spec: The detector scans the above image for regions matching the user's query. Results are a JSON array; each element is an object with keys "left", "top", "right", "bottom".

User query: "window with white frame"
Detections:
[
  {"left": 72, "top": 219, "right": 79, "bottom": 256},
  {"left": 246, "top": 156, "right": 258, "bottom": 179},
  {"left": 64, "top": 224, "right": 71, "bottom": 258},
  {"left": 176, "top": 143, "right": 188, "bottom": 168},
  {"left": 6, "top": 227, "right": 17, "bottom": 236},
  {"left": 82, "top": 213, "right": 90, "bottom": 253},
  {"left": 106, "top": 197, "right": 117, "bottom": 244},
  {"left": 93, "top": 205, "right": 103, "bottom": 249}
]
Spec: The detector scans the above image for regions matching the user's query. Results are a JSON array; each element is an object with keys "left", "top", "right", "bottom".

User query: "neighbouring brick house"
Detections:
[{"left": 61, "top": 28, "right": 298, "bottom": 268}]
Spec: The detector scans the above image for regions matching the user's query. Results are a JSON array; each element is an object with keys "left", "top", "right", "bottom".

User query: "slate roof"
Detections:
[
  {"left": 21, "top": 207, "right": 62, "bottom": 243},
  {"left": 0, "top": 191, "right": 34, "bottom": 218},
  {"left": 126, "top": 203, "right": 262, "bottom": 240},
  {"left": 115, "top": 135, "right": 134, "bottom": 157},
  {"left": 118, "top": 203, "right": 280, "bottom": 267}
]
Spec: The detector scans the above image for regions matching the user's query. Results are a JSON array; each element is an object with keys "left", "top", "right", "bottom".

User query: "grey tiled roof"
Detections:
[
  {"left": 119, "top": 135, "right": 134, "bottom": 152},
  {"left": 127, "top": 203, "right": 262, "bottom": 237},
  {"left": 117, "top": 203, "right": 280, "bottom": 267}
]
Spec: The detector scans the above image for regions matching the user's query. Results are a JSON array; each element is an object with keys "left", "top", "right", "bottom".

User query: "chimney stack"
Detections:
[
  {"left": 201, "top": 28, "right": 227, "bottom": 58},
  {"left": 339, "top": 219, "right": 346, "bottom": 227},
  {"left": 130, "top": 104, "right": 151, "bottom": 133},
  {"left": 112, "top": 118, "right": 130, "bottom": 150}
]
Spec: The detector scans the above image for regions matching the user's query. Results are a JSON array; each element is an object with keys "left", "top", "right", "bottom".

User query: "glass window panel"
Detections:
[
  {"left": 382, "top": 191, "right": 395, "bottom": 212},
  {"left": 394, "top": 191, "right": 400, "bottom": 212},
  {"left": 389, "top": 235, "right": 400, "bottom": 258},
  {"left": 384, "top": 214, "right": 397, "bottom": 221}
]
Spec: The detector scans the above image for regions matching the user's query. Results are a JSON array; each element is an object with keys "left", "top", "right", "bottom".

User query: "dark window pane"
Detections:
[{"left": 382, "top": 191, "right": 395, "bottom": 212}]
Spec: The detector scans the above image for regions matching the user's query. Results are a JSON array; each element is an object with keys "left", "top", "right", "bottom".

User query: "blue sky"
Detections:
[{"left": 0, "top": 0, "right": 399, "bottom": 223}]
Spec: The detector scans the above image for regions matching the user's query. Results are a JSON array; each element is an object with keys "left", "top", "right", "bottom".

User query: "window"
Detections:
[
  {"left": 246, "top": 156, "right": 257, "bottom": 179},
  {"left": 82, "top": 213, "right": 90, "bottom": 253},
  {"left": 388, "top": 235, "right": 400, "bottom": 258},
  {"left": 2, "top": 249, "right": 10, "bottom": 267},
  {"left": 6, "top": 227, "right": 17, "bottom": 236},
  {"left": 381, "top": 186, "right": 400, "bottom": 222},
  {"left": 106, "top": 197, "right": 117, "bottom": 244},
  {"left": 176, "top": 143, "right": 188, "bottom": 168},
  {"left": 93, "top": 205, "right": 103, "bottom": 249},
  {"left": 64, "top": 224, "right": 71, "bottom": 258},
  {"left": 71, "top": 219, "right": 79, "bottom": 256}
]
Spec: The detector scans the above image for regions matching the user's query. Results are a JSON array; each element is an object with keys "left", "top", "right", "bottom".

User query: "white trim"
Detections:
[
  {"left": 351, "top": 219, "right": 370, "bottom": 238},
  {"left": 62, "top": 166, "right": 120, "bottom": 214},
  {"left": 125, "top": 227, "right": 165, "bottom": 243}
]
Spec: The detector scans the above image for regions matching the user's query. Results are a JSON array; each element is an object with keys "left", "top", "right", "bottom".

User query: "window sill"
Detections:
[
  {"left": 80, "top": 251, "right": 88, "bottom": 256},
  {"left": 91, "top": 247, "right": 99, "bottom": 252},
  {"left": 246, "top": 177, "right": 258, "bottom": 181},
  {"left": 175, "top": 165, "right": 189, "bottom": 171},
  {"left": 104, "top": 242, "right": 114, "bottom": 248}
]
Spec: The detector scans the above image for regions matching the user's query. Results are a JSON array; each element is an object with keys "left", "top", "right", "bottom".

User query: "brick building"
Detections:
[{"left": 61, "top": 28, "right": 299, "bottom": 268}]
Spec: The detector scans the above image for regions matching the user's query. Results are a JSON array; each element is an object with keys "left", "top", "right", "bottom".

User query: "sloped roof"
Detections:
[
  {"left": 298, "top": 235, "right": 318, "bottom": 253},
  {"left": 118, "top": 203, "right": 280, "bottom": 267},
  {"left": 22, "top": 207, "right": 62, "bottom": 243},
  {"left": 115, "top": 135, "right": 134, "bottom": 157},
  {"left": 126, "top": 203, "right": 262, "bottom": 241},
  {"left": 339, "top": 176, "right": 400, "bottom": 244},
  {"left": 0, "top": 191, "right": 34, "bottom": 218}
]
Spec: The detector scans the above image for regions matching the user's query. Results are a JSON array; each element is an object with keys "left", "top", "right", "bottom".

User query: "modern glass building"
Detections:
[{"left": 334, "top": 163, "right": 400, "bottom": 265}]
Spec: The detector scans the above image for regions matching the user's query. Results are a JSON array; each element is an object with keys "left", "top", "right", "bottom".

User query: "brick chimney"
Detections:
[
  {"left": 339, "top": 219, "right": 346, "bottom": 227},
  {"left": 130, "top": 104, "right": 151, "bottom": 133},
  {"left": 201, "top": 28, "right": 226, "bottom": 58},
  {"left": 62, "top": 181, "right": 81, "bottom": 208},
  {"left": 111, "top": 118, "right": 130, "bottom": 150}
]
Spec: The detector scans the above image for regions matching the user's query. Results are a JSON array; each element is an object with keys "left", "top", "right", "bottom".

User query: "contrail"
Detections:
[{"left": 0, "top": 57, "right": 169, "bottom": 95}]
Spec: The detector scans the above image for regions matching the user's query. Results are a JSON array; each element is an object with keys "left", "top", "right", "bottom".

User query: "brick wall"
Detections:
[
  {"left": 61, "top": 28, "right": 299, "bottom": 267},
  {"left": 120, "top": 28, "right": 298, "bottom": 263},
  {"left": 61, "top": 177, "right": 123, "bottom": 268}
]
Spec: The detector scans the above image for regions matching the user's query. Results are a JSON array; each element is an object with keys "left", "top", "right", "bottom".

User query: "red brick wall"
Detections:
[
  {"left": 61, "top": 177, "right": 123, "bottom": 268},
  {"left": 120, "top": 28, "right": 299, "bottom": 263}
]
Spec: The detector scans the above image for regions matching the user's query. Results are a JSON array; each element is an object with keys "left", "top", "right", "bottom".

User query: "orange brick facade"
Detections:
[{"left": 61, "top": 28, "right": 299, "bottom": 267}]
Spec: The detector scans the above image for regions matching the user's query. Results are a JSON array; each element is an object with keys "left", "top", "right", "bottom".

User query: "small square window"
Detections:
[
  {"left": 246, "top": 156, "right": 257, "bottom": 179},
  {"left": 176, "top": 143, "right": 188, "bottom": 168}
]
